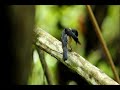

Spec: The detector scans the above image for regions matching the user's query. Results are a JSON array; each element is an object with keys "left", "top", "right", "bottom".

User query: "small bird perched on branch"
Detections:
[{"left": 61, "top": 28, "right": 81, "bottom": 61}]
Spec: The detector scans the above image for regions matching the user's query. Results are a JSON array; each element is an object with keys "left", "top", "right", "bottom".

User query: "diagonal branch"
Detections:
[
  {"left": 33, "top": 27, "right": 119, "bottom": 85},
  {"left": 86, "top": 5, "right": 120, "bottom": 84}
]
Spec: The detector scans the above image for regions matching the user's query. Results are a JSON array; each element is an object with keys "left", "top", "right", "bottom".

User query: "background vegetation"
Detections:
[{"left": 27, "top": 5, "right": 120, "bottom": 85}]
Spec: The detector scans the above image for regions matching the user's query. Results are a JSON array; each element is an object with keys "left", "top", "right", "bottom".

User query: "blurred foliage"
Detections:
[
  {"left": 28, "top": 50, "right": 47, "bottom": 85},
  {"left": 29, "top": 5, "right": 120, "bottom": 85},
  {"left": 28, "top": 49, "right": 59, "bottom": 85},
  {"left": 102, "top": 5, "right": 119, "bottom": 43}
]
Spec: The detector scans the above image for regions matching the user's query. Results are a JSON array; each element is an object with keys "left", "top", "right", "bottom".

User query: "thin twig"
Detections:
[
  {"left": 86, "top": 5, "right": 120, "bottom": 83},
  {"left": 33, "top": 27, "right": 119, "bottom": 85},
  {"left": 35, "top": 45, "right": 54, "bottom": 85}
]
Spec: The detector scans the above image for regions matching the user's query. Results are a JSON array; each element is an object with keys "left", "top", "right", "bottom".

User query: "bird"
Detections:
[{"left": 61, "top": 28, "right": 81, "bottom": 61}]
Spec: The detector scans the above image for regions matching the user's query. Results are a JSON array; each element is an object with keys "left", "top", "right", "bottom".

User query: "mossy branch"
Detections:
[{"left": 33, "top": 27, "right": 119, "bottom": 85}]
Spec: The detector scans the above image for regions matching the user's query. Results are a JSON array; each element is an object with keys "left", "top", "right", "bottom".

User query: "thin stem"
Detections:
[
  {"left": 86, "top": 5, "right": 120, "bottom": 84},
  {"left": 36, "top": 45, "right": 54, "bottom": 85}
]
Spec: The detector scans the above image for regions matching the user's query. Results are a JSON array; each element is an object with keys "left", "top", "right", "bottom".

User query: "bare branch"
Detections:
[
  {"left": 33, "top": 27, "right": 119, "bottom": 85},
  {"left": 86, "top": 5, "right": 120, "bottom": 84}
]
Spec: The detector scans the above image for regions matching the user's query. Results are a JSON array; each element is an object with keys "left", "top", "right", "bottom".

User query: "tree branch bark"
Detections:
[{"left": 33, "top": 27, "right": 119, "bottom": 85}]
